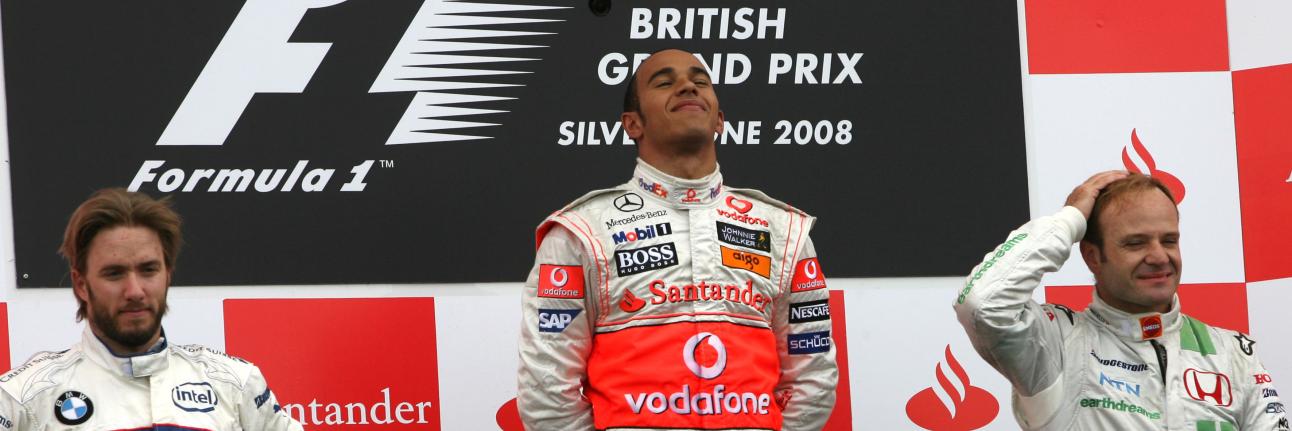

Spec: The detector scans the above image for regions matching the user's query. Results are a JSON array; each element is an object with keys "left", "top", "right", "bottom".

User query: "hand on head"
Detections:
[{"left": 1065, "top": 170, "right": 1130, "bottom": 219}]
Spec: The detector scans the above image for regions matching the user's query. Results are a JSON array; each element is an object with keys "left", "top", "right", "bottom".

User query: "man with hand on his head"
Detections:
[{"left": 956, "top": 172, "right": 1286, "bottom": 430}]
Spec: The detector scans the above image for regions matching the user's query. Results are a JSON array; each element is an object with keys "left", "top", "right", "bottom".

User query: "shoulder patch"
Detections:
[
  {"left": 557, "top": 186, "right": 628, "bottom": 214},
  {"left": 1233, "top": 332, "right": 1256, "bottom": 356},
  {"left": 726, "top": 187, "right": 809, "bottom": 217},
  {"left": 0, "top": 349, "right": 80, "bottom": 404},
  {"left": 1179, "top": 315, "right": 1218, "bottom": 356},
  {"left": 1044, "top": 303, "right": 1076, "bottom": 325},
  {"left": 171, "top": 344, "right": 252, "bottom": 389}
]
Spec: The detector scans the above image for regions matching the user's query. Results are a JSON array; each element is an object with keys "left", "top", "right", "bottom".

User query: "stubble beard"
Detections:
[{"left": 87, "top": 283, "right": 167, "bottom": 349}]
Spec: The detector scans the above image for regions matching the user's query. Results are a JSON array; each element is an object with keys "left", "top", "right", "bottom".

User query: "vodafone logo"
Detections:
[
  {"left": 538, "top": 265, "right": 584, "bottom": 299},
  {"left": 682, "top": 333, "right": 728, "bottom": 379},
  {"left": 803, "top": 259, "right": 819, "bottom": 280},
  {"left": 549, "top": 267, "right": 569, "bottom": 287},
  {"left": 726, "top": 196, "right": 754, "bottom": 213},
  {"left": 623, "top": 332, "right": 771, "bottom": 416},
  {"left": 1123, "top": 129, "right": 1187, "bottom": 203},
  {"left": 791, "top": 258, "right": 827, "bottom": 292}
]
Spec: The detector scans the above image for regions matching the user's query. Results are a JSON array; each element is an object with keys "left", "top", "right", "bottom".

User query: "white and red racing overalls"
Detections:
[{"left": 518, "top": 159, "right": 837, "bottom": 430}]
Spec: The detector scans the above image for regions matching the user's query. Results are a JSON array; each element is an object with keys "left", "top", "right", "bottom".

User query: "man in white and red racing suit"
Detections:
[
  {"left": 955, "top": 172, "right": 1286, "bottom": 430},
  {"left": 517, "top": 49, "right": 837, "bottom": 430}
]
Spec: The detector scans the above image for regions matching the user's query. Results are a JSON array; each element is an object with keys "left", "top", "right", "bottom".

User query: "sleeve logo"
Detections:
[
  {"left": 788, "top": 331, "right": 831, "bottom": 355},
  {"left": 791, "top": 258, "right": 827, "bottom": 292},
  {"left": 538, "top": 264, "right": 585, "bottom": 298},
  {"left": 789, "top": 299, "right": 830, "bottom": 323},
  {"left": 537, "top": 309, "right": 582, "bottom": 333}
]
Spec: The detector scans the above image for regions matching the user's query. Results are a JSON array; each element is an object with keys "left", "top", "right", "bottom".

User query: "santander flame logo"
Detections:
[
  {"left": 496, "top": 398, "right": 523, "bottom": 431},
  {"left": 1122, "top": 129, "right": 1186, "bottom": 203},
  {"left": 905, "top": 345, "right": 999, "bottom": 431}
]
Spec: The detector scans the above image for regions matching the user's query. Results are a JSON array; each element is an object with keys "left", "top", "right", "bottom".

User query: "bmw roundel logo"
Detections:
[{"left": 54, "top": 390, "right": 94, "bottom": 425}]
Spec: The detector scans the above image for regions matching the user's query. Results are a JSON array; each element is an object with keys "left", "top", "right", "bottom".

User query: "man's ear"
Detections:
[
  {"left": 622, "top": 111, "right": 644, "bottom": 141},
  {"left": 1079, "top": 241, "right": 1102, "bottom": 273},
  {"left": 714, "top": 110, "right": 725, "bottom": 136},
  {"left": 72, "top": 269, "right": 90, "bottom": 304}
]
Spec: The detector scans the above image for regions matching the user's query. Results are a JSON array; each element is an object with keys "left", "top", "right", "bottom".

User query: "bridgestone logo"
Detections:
[
  {"left": 789, "top": 299, "right": 830, "bottom": 323},
  {"left": 1090, "top": 351, "right": 1149, "bottom": 372}
]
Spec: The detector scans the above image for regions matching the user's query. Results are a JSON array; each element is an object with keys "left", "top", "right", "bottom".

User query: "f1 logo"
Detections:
[
  {"left": 158, "top": 0, "right": 347, "bottom": 146},
  {"left": 1183, "top": 368, "right": 1233, "bottom": 407}
]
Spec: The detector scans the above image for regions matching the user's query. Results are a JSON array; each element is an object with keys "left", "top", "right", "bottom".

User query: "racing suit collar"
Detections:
[
  {"left": 632, "top": 158, "right": 724, "bottom": 208},
  {"left": 82, "top": 326, "right": 170, "bottom": 378},
  {"left": 1086, "top": 292, "right": 1181, "bottom": 342}
]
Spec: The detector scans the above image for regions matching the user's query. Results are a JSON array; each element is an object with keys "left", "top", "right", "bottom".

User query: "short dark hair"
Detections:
[
  {"left": 623, "top": 68, "right": 641, "bottom": 114},
  {"left": 1083, "top": 175, "right": 1177, "bottom": 247},
  {"left": 61, "top": 188, "right": 183, "bottom": 321}
]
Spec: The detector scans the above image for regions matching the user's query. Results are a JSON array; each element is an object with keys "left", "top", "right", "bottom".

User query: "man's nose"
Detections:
[
  {"left": 122, "top": 272, "right": 147, "bottom": 300},
  {"left": 676, "top": 78, "right": 698, "bottom": 95},
  {"left": 1144, "top": 242, "right": 1169, "bottom": 265}
]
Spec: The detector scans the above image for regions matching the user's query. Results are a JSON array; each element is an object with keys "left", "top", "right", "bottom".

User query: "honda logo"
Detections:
[{"left": 1183, "top": 368, "right": 1232, "bottom": 406}]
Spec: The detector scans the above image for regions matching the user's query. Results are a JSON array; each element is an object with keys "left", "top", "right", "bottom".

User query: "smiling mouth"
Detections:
[
  {"left": 1136, "top": 272, "right": 1174, "bottom": 282},
  {"left": 672, "top": 101, "right": 706, "bottom": 112}
]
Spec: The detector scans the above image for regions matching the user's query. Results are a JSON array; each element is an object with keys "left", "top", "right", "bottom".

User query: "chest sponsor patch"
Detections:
[
  {"left": 1090, "top": 350, "right": 1149, "bottom": 372},
  {"left": 791, "top": 258, "right": 827, "bottom": 292},
  {"left": 54, "top": 391, "right": 94, "bottom": 425},
  {"left": 612, "top": 222, "right": 672, "bottom": 245},
  {"left": 538, "top": 309, "right": 582, "bottom": 333},
  {"left": 615, "top": 243, "right": 678, "bottom": 277},
  {"left": 789, "top": 299, "right": 830, "bottom": 323},
  {"left": 172, "top": 382, "right": 219, "bottom": 412},
  {"left": 538, "top": 264, "right": 585, "bottom": 299},
  {"left": 1183, "top": 368, "right": 1233, "bottom": 407},
  {"left": 716, "top": 221, "right": 771, "bottom": 252},
  {"left": 787, "top": 331, "right": 831, "bottom": 355},
  {"left": 720, "top": 246, "right": 771, "bottom": 278},
  {"left": 1099, "top": 373, "right": 1141, "bottom": 397}
]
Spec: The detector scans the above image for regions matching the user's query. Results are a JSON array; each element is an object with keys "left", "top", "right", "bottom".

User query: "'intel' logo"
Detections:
[{"left": 172, "top": 382, "right": 219, "bottom": 413}]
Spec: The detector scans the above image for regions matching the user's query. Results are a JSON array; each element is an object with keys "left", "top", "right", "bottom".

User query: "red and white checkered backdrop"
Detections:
[{"left": 1, "top": 0, "right": 1289, "bottom": 429}]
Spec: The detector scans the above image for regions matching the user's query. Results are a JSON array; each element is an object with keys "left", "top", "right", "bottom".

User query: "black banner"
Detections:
[{"left": 3, "top": 0, "right": 1028, "bottom": 286}]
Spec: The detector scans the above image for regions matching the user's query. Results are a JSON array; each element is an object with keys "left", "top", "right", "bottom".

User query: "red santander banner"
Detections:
[{"left": 224, "top": 298, "right": 440, "bottom": 429}]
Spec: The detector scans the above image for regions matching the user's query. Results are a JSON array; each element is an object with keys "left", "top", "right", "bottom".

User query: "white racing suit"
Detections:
[
  {"left": 518, "top": 160, "right": 837, "bottom": 430},
  {"left": 0, "top": 327, "right": 302, "bottom": 430},
  {"left": 955, "top": 206, "right": 1287, "bottom": 430}
]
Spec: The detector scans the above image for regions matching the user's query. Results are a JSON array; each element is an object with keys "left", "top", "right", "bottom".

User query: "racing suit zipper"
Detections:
[{"left": 1150, "top": 340, "right": 1167, "bottom": 385}]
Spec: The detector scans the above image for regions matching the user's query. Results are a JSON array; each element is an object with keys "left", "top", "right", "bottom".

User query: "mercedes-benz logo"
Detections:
[{"left": 614, "top": 193, "right": 644, "bottom": 212}]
